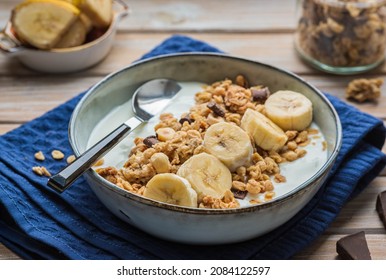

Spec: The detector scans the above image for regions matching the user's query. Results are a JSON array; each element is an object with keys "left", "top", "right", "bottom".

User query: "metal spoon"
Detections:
[{"left": 48, "top": 79, "right": 181, "bottom": 193}]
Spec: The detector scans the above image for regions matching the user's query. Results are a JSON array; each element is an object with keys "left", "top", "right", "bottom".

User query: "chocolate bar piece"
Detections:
[
  {"left": 251, "top": 87, "right": 270, "bottom": 103},
  {"left": 143, "top": 135, "right": 158, "bottom": 148},
  {"left": 179, "top": 117, "right": 192, "bottom": 125},
  {"left": 336, "top": 231, "right": 371, "bottom": 260},
  {"left": 207, "top": 101, "right": 225, "bottom": 117},
  {"left": 376, "top": 191, "right": 386, "bottom": 229},
  {"left": 232, "top": 190, "right": 248, "bottom": 200}
]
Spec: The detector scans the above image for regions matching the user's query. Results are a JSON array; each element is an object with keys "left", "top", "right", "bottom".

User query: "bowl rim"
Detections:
[{"left": 69, "top": 52, "right": 343, "bottom": 214}]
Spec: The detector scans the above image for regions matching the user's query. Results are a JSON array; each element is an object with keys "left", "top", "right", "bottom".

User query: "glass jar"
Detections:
[{"left": 294, "top": 0, "right": 386, "bottom": 74}]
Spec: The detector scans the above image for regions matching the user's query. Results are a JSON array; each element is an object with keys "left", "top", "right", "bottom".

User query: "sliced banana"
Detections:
[
  {"left": 54, "top": 17, "right": 87, "bottom": 48},
  {"left": 59, "top": 1, "right": 94, "bottom": 32},
  {"left": 143, "top": 173, "right": 197, "bottom": 207},
  {"left": 177, "top": 153, "right": 232, "bottom": 200},
  {"left": 203, "top": 122, "right": 253, "bottom": 172},
  {"left": 79, "top": 12, "right": 93, "bottom": 33},
  {"left": 60, "top": 0, "right": 82, "bottom": 6},
  {"left": 80, "top": 0, "right": 113, "bottom": 28},
  {"left": 265, "top": 90, "right": 313, "bottom": 131},
  {"left": 11, "top": 0, "right": 80, "bottom": 50},
  {"left": 240, "top": 108, "right": 288, "bottom": 151}
]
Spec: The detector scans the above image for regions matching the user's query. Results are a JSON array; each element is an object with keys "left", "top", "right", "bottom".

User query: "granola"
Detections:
[
  {"left": 97, "top": 76, "right": 315, "bottom": 209},
  {"left": 51, "top": 149, "right": 64, "bottom": 160},
  {"left": 32, "top": 166, "right": 51, "bottom": 177},
  {"left": 34, "top": 151, "right": 45, "bottom": 161},
  {"left": 296, "top": 0, "right": 386, "bottom": 68},
  {"left": 346, "top": 77, "right": 383, "bottom": 102}
]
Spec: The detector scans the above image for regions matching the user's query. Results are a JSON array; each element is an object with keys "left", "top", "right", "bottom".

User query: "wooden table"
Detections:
[{"left": 1, "top": 0, "right": 386, "bottom": 260}]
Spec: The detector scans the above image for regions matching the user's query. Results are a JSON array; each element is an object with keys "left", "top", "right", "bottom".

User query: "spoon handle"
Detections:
[{"left": 48, "top": 116, "right": 143, "bottom": 193}]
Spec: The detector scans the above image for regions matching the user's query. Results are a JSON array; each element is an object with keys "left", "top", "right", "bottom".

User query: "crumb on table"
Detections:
[{"left": 345, "top": 78, "right": 383, "bottom": 103}]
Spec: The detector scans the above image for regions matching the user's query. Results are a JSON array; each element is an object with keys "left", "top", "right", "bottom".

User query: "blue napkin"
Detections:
[{"left": 1, "top": 35, "right": 385, "bottom": 260}]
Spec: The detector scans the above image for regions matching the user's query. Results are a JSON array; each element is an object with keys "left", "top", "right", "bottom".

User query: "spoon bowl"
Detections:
[{"left": 47, "top": 78, "right": 181, "bottom": 192}]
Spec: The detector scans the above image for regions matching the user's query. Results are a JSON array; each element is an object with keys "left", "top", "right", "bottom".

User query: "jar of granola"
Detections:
[{"left": 295, "top": 0, "right": 386, "bottom": 74}]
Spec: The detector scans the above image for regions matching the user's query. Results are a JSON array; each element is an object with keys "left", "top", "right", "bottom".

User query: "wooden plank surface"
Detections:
[
  {"left": 0, "top": 0, "right": 297, "bottom": 32},
  {"left": 0, "top": 33, "right": 310, "bottom": 76},
  {"left": 293, "top": 180, "right": 386, "bottom": 260},
  {"left": 0, "top": 244, "right": 20, "bottom": 260},
  {"left": 1, "top": 0, "right": 386, "bottom": 261},
  {"left": 4, "top": 32, "right": 386, "bottom": 76}
]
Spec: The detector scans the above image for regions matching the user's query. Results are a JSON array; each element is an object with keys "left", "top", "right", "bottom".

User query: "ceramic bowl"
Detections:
[
  {"left": 69, "top": 53, "right": 342, "bottom": 245},
  {"left": 0, "top": 0, "right": 129, "bottom": 73}
]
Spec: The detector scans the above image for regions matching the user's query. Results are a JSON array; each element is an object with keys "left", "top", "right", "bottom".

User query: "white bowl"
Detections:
[
  {"left": 69, "top": 53, "right": 342, "bottom": 245},
  {"left": 0, "top": 0, "right": 129, "bottom": 73}
]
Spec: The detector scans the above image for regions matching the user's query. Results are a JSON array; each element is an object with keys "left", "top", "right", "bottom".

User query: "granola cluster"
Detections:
[
  {"left": 32, "top": 149, "right": 74, "bottom": 177},
  {"left": 97, "top": 76, "right": 313, "bottom": 209},
  {"left": 296, "top": 0, "right": 386, "bottom": 67},
  {"left": 345, "top": 77, "right": 383, "bottom": 102}
]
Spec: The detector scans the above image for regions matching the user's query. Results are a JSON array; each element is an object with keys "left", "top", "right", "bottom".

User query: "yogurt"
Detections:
[{"left": 88, "top": 82, "right": 328, "bottom": 207}]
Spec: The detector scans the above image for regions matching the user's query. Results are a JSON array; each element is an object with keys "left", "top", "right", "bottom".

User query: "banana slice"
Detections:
[
  {"left": 143, "top": 173, "right": 197, "bottom": 207},
  {"left": 60, "top": 1, "right": 93, "bottom": 31},
  {"left": 79, "top": 12, "right": 93, "bottom": 33},
  {"left": 80, "top": 0, "right": 113, "bottom": 28},
  {"left": 240, "top": 108, "right": 288, "bottom": 151},
  {"left": 177, "top": 153, "right": 232, "bottom": 199},
  {"left": 54, "top": 17, "right": 87, "bottom": 48},
  {"left": 203, "top": 122, "right": 253, "bottom": 172},
  {"left": 265, "top": 90, "right": 313, "bottom": 131},
  {"left": 61, "top": 0, "right": 82, "bottom": 6},
  {"left": 11, "top": 0, "right": 80, "bottom": 50}
]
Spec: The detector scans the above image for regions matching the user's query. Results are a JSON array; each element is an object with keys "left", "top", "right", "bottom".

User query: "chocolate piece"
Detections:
[
  {"left": 251, "top": 87, "right": 270, "bottom": 103},
  {"left": 207, "top": 101, "right": 225, "bottom": 117},
  {"left": 232, "top": 190, "right": 248, "bottom": 200},
  {"left": 179, "top": 117, "right": 192, "bottom": 125},
  {"left": 336, "top": 231, "right": 371, "bottom": 260},
  {"left": 143, "top": 136, "right": 158, "bottom": 148},
  {"left": 376, "top": 191, "right": 386, "bottom": 229}
]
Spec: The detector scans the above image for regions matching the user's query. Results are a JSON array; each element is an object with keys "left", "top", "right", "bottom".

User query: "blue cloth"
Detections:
[{"left": 1, "top": 35, "right": 385, "bottom": 259}]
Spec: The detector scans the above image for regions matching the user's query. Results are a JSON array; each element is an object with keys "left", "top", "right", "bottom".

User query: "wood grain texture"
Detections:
[
  {"left": 1, "top": 0, "right": 297, "bottom": 32},
  {"left": 0, "top": 124, "right": 20, "bottom": 134},
  {"left": 0, "top": 76, "right": 100, "bottom": 122},
  {"left": 293, "top": 180, "right": 386, "bottom": 260},
  {"left": 0, "top": 244, "right": 20, "bottom": 260},
  {"left": 3, "top": 31, "right": 386, "bottom": 76},
  {"left": 0, "top": 33, "right": 309, "bottom": 76}
]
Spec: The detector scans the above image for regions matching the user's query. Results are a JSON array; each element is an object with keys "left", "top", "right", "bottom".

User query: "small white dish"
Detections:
[{"left": 0, "top": 0, "right": 129, "bottom": 73}]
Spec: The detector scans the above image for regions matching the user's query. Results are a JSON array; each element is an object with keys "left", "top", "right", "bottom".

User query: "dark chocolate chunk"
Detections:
[
  {"left": 207, "top": 101, "right": 225, "bottom": 117},
  {"left": 143, "top": 136, "right": 158, "bottom": 148},
  {"left": 179, "top": 117, "right": 192, "bottom": 125},
  {"left": 232, "top": 190, "right": 248, "bottom": 200},
  {"left": 336, "top": 231, "right": 371, "bottom": 260},
  {"left": 376, "top": 191, "right": 386, "bottom": 229},
  {"left": 251, "top": 87, "right": 270, "bottom": 103}
]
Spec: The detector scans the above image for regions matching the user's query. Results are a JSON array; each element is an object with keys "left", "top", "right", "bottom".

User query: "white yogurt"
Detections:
[{"left": 88, "top": 82, "right": 328, "bottom": 207}]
